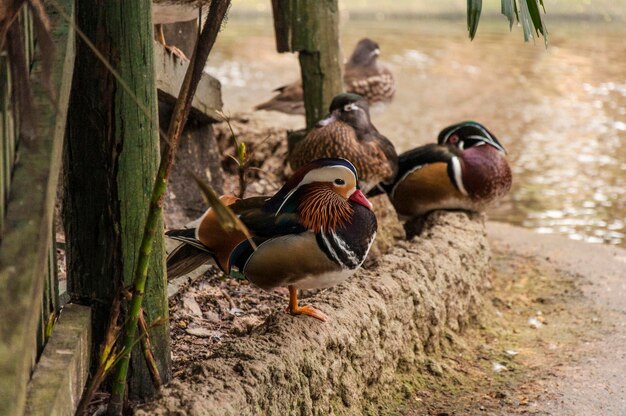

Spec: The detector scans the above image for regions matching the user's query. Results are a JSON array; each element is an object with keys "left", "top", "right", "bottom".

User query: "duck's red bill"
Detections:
[{"left": 349, "top": 189, "right": 373, "bottom": 209}]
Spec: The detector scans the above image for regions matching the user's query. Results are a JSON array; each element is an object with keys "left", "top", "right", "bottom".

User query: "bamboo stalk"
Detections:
[{"left": 107, "top": 1, "right": 231, "bottom": 414}]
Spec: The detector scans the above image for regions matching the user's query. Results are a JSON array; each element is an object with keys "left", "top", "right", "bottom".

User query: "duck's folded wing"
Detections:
[
  {"left": 397, "top": 143, "right": 458, "bottom": 179},
  {"left": 232, "top": 197, "right": 307, "bottom": 237},
  {"left": 227, "top": 236, "right": 267, "bottom": 274},
  {"left": 367, "top": 144, "right": 460, "bottom": 197},
  {"left": 367, "top": 131, "right": 399, "bottom": 183}
]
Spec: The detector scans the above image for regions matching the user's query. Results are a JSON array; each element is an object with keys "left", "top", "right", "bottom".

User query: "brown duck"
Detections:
[
  {"left": 289, "top": 93, "right": 398, "bottom": 193},
  {"left": 255, "top": 38, "right": 395, "bottom": 115},
  {"left": 344, "top": 38, "right": 395, "bottom": 104}
]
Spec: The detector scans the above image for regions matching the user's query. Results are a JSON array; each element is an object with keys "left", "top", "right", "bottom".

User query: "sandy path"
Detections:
[{"left": 487, "top": 222, "right": 626, "bottom": 415}]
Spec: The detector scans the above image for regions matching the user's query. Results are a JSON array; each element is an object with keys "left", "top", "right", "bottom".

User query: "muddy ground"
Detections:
[
  {"left": 139, "top": 210, "right": 491, "bottom": 415},
  {"left": 389, "top": 236, "right": 598, "bottom": 415},
  {"left": 149, "top": 222, "right": 618, "bottom": 415}
]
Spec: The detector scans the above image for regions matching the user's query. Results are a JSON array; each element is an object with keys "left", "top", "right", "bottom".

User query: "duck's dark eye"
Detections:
[{"left": 334, "top": 178, "right": 345, "bottom": 185}]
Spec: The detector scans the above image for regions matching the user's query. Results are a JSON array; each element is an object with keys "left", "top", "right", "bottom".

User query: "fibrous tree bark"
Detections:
[{"left": 63, "top": 0, "right": 170, "bottom": 399}]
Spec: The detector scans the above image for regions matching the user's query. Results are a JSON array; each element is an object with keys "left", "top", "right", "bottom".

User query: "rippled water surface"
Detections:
[{"left": 207, "top": 17, "right": 626, "bottom": 247}]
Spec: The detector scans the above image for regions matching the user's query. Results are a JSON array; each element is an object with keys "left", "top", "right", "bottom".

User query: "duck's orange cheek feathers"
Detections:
[{"left": 197, "top": 195, "right": 248, "bottom": 272}]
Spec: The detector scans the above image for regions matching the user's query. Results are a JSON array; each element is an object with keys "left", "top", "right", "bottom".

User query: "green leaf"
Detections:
[
  {"left": 526, "top": 0, "right": 544, "bottom": 36},
  {"left": 44, "top": 312, "right": 56, "bottom": 339},
  {"left": 501, "top": 0, "right": 515, "bottom": 30},
  {"left": 518, "top": 0, "right": 534, "bottom": 42},
  {"left": 518, "top": 0, "right": 548, "bottom": 47},
  {"left": 237, "top": 142, "right": 247, "bottom": 165},
  {"left": 467, "top": 0, "right": 482, "bottom": 40},
  {"left": 189, "top": 172, "right": 257, "bottom": 248}
]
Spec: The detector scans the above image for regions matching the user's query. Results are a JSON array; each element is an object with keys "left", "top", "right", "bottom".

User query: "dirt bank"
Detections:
[{"left": 136, "top": 211, "right": 490, "bottom": 415}]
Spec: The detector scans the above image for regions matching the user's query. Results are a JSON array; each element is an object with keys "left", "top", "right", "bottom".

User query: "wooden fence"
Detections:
[{"left": 0, "top": 2, "right": 74, "bottom": 414}]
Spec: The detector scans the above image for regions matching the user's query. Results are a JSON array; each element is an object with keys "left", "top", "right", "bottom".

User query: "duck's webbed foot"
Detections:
[
  {"left": 164, "top": 44, "right": 188, "bottom": 61},
  {"left": 286, "top": 285, "right": 328, "bottom": 322},
  {"left": 155, "top": 24, "right": 189, "bottom": 61}
]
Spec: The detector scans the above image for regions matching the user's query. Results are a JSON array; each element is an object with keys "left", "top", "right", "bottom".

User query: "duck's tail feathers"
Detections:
[
  {"left": 254, "top": 98, "right": 305, "bottom": 115},
  {"left": 166, "top": 244, "right": 214, "bottom": 279},
  {"left": 165, "top": 228, "right": 214, "bottom": 279},
  {"left": 166, "top": 228, "right": 204, "bottom": 249}
]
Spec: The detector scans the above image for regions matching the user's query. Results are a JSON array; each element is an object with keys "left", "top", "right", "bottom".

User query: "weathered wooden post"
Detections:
[
  {"left": 63, "top": 0, "right": 170, "bottom": 399},
  {"left": 271, "top": 0, "right": 343, "bottom": 130}
]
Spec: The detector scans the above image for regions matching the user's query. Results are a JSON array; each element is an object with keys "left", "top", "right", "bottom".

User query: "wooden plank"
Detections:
[
  {"left": 25, "top": 304, "right": 92, "bottom": 416},
  {"left": 0, "top": 57, "right": 5, "bottom": 231},
  {"left": 0, "top": 1, "right": 74, "bottom": 414},
  {"left": 0, "top": 56, "right": 10, "bottom": 232},
  {"left": 154, "top": 41, "right": 223, "bottom": 123}
]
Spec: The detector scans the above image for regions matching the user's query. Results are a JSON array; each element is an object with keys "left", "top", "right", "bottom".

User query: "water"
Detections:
[{"left": 206, "top": 17, "right": 626, "bottom": 248}]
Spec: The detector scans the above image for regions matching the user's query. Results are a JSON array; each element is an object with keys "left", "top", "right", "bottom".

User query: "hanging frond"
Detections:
[
  {"left": 468, "top": 0, "right": 548, "bottom": 46},
  {"left": 501, "top": 0, "right": 517, "bottom": 30},
  {"left": 467, "top": 0, "right": 482, "bottom": 41}
]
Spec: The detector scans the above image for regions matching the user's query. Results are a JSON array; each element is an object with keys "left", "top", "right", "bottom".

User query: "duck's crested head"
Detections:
[
  {"left": 438, "top": 121, "right": 507, "bottom": 155},
  {"left": 329, "top": 93, "right": 368, "bottom": 113},
  {"left": 269, "top": 158, "right": 373, "bottom": 229},
  {"left": 321, "top": 93, "right": 371, "bottom": 130},
  {"left": 349, "top": 38, "right": 381, "bottom": 66}
]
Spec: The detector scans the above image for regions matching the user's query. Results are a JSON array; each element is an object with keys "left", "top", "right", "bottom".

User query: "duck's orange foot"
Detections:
[
  {"left": 286, "top": 304, "right": 328, "bottom": 322},
  {"left": 164, "top": 44, "right": 189, "bottom": 61}
]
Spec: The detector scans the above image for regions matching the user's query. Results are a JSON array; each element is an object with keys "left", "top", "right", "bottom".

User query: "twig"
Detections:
[
  {"left": 238, "top": 166, "right": 247, "bottom": 199},
  {"left": 138, "top": 308, "right": 162, "bottom": 389}
]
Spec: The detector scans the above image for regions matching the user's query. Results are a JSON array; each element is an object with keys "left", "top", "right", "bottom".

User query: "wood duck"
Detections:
[
  {"left": 254, "top": 38, "right": 395, "bottom": 114},
  {"left": 372, "top": 121, "right": 512, "bottom": 218},
  {"left": 166, "top": 158, "right": 377, "bottom": 321},
  {"left": 289, "top": 93, "right": 398, "bottom": 193}
]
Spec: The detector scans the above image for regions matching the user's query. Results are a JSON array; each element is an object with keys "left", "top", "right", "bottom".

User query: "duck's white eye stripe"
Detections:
[{"left": 344, "top": 103, "right": 357, "bottom": 112}]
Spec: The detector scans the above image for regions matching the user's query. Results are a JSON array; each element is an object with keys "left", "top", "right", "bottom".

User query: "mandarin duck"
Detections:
[
  {"left": 152, "top": 0, "right": 209, "bottom": 60},
  {"left": 289, "top": 93, "right": 398, "bottom": 193},
  {"left": 254, "top": 38, "right": 395, "bottom": 115},
  {"left": 166, "top": 158, "right": 377, "bottom": 321},
  {"left": 372, "top": 121, "right": 512, "bottom": 218}
]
